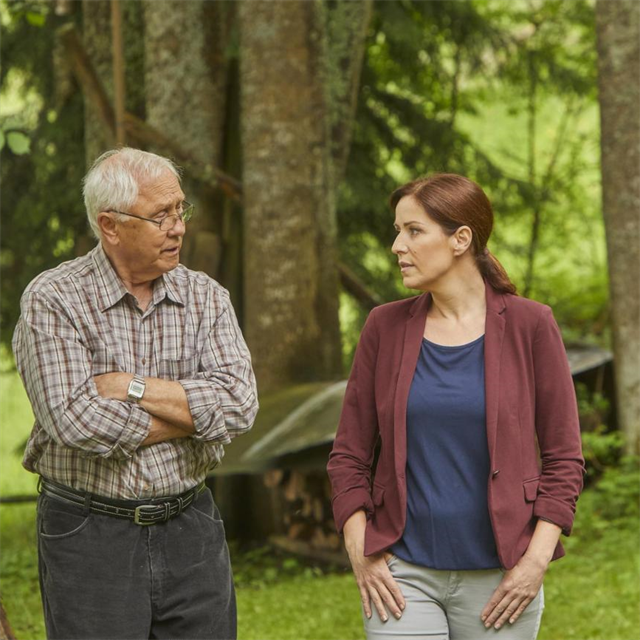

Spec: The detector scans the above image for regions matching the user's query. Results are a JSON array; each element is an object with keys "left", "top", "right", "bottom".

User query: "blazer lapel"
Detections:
[
  {"left": 393, "top": 292, "right": 431, "bottom": 478},
  {"left": 484, "top": 281, "right": 507, "bottom": 461}
]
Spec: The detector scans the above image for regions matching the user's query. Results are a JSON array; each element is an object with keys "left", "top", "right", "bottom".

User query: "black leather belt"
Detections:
[{"left": 39, "top": 478, "right": 206, "bottom": 526}]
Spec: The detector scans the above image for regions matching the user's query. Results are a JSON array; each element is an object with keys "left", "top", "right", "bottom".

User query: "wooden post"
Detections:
[{"left": 110, "top": 0, "right": 126, "bottom": 145}]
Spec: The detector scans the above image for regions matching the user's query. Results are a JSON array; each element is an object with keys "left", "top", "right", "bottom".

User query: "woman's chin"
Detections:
[{"left": 401, "top": 274, "right": 426, "bottom": 291}]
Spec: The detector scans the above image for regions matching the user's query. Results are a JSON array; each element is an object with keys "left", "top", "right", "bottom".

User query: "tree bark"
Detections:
[
  {"left": 239, "top": 0, "right": 342, "bottom": 392},
  {"left": 324, "top": 0, "right": 373, "bottom": 186},
  {"left": 82, "top": 0, "right": 145, "bottom": 165},
  {"left": 143, "top": 0, "right": 229, "bottom": 279},
  {"left": 595, "top": 0, "right": 640, "bottom": 453},
  {"left": 82, "top": 0, "right": 115, "bottom": 166}
]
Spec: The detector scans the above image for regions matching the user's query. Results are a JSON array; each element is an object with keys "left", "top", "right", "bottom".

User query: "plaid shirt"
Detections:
[{"left": 13, "top": 244, "right": 258, "bottom": 499}]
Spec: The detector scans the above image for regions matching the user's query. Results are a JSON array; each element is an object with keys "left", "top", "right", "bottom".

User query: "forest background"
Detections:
[{"left": 0, "top": 0, "right": 639, "bottom": 639}]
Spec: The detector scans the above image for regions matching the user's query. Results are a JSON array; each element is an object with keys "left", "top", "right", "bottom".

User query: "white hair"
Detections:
[{"left": 82, "top": 147, "right": 181, "bottom": 239}]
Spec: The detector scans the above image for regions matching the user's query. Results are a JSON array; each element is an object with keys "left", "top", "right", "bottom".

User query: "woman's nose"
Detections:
[{"left": 392, "top": 236, "right": 406, "bottom": 255}]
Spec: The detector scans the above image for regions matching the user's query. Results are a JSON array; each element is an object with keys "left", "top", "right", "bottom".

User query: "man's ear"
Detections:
[
  {"left": 97, "top": 212, "right": 119, "bottom": 246},
  {"left": 452, "top": 225, "right": 473, "bottom": 256}
]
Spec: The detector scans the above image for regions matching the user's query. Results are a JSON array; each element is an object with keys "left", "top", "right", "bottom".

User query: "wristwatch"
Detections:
[{"left": 127, "top": 374, "right": 146, "bottom": 403}]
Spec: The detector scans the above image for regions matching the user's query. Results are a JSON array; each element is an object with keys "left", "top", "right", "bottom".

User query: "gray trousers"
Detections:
[
  {"left": 37, "top": 487, "right": 236, "bottom": 640},
  {"left": 364, "top": 555, "right": 544, "bottom": 640}
]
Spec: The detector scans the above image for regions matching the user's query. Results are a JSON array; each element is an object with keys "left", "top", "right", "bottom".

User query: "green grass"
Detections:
[
  {"left": 1, "top": 367, "right": 639, "bottom": 640},
  {"left": 0, "top": 367, "right": 38, "bottom": 496}
]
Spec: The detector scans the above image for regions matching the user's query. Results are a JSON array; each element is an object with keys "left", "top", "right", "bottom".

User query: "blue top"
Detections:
[{"left": 391, "top": 334, "right": 501, "bottom": 570}]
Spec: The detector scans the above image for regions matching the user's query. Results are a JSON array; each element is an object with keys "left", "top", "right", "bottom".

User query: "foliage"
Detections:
[
  {"left": 0, "top": 0, "right": 607, "bottom": 357},
  {"left": 575, "top": 381, "right": 627, "bottom": 488},
  {"left": 339, "top": 0, "right": 605, "bottom": 353},
  {"left": 581, "top": 426, "right": 626, "bottom": 483},
  {"left": 1, "top": 0, "right": 87, "bottom": 348},
  {"left": 573, "top": 456, "right": 640, "bottom": 539},
  {"left": 230, "top": 542, "right": 331, "bottom": 590}
]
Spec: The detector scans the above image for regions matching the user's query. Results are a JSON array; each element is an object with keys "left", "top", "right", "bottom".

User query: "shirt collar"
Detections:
[
  {"left": 160, "top": 267, "right": 184, "bottom": 307},
  {"left": 93, "top": 244, "right": 185, "bottom": 312},
  {"left": 93, "top": 244, "right": 129, "bottom": 312}
]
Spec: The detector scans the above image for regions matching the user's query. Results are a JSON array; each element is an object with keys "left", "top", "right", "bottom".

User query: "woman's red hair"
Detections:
[{"left": 390, "top": 173, "right": 517, "bottom": 295}]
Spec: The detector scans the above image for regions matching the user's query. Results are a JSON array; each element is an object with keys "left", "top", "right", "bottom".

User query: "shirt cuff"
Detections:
[
  {"left": 179, "top": 380, "right": 230, "bottom": 444},
  {"left": 106, "top": 404, "right": 151, "bottom": 459}
]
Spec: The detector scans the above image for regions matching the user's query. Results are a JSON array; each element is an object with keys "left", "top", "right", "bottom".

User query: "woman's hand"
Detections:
[
  {"left": 343, "top": 511, "right": 405, "bottom": 622},
  {"left": 480, "top": 554, "right": 546, "bottom": 630},
  {"left": 350, "top": 548, "right": 405, "bottom": 622},
  {"left": 481, "top": 519, "right": 561, "bottom": 629}
]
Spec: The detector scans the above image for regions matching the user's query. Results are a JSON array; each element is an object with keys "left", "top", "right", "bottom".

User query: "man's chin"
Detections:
[{"left": 157, "top": 251, "right": 180, "bottom": 272}]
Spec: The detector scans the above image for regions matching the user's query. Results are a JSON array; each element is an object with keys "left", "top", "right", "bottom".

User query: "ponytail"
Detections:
[{"left": 476, "top": 248, "right": 518, "bottom": 295}]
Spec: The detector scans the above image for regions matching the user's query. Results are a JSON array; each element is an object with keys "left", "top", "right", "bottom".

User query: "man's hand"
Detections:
[
  {"left": 480, "top": 555, "right": 546, "bottom": 630},
  {"left": 141, "top": 416, "right": 190, "bottom": 446},
  {"left": 94, "top": 373, "right": 131, "bottom": 402}
]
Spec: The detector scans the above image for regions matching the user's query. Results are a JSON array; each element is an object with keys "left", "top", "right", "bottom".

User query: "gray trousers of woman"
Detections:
[{"left": 363, "top": 555, "right": 544, "bottom": 640}]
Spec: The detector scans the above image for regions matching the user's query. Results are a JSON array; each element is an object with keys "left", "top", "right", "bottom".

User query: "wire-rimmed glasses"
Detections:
[{"left": 108, "top": 201, "right": 194, "bottom": 231}]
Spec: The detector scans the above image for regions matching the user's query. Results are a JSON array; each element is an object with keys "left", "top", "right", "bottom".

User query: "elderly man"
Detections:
[{"left": 12, "top": 148, "right": 258, "bottom": 640}]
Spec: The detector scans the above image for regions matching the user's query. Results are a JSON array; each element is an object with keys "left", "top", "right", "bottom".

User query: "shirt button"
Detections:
[{"left": 492, "top": 470, "right": 500, "bottom": 477}]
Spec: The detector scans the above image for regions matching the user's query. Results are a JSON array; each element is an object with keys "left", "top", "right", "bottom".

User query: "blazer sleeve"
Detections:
[
  {"left": 532, "top": 305, "right": 586, "bottom": 535},
  {"left": 327, "top": 308, "right": 381, "bottom": 534}
]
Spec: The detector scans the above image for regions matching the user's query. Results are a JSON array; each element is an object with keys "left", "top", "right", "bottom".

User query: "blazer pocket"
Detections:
[
  {"left": 372, "top": 484, "right": 385, "bottom": 507},
  {"left": 523, "top": 477, "right": 540, "bottom": 502}
]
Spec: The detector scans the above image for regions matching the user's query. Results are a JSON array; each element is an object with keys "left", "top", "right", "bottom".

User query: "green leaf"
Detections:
[
  {"left": 26, "top": 12, "right": 46, "bottom": 27},
  {"left": 7, "top": 132, "right": 31, "bottom": 155},
  {"left": 0, "top": 130, "right": 4, "bottom": 151}
]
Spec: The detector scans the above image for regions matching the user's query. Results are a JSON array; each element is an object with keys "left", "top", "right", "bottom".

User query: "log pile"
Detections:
[{"left": 263, "top": 469, "right": 348, "bottom": 565}]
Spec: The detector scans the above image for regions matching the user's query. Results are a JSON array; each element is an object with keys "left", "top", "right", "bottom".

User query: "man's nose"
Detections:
[{"left": 168, "top": 217, "right": 186, "bottom": 237}]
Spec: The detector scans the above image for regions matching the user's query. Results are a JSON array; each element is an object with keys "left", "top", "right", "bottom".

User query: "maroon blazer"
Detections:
[{"left": 327, "top": 281, "right": 585, "bottom": 569}]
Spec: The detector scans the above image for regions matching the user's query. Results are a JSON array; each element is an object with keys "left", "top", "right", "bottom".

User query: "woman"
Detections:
[{"left": 327, "top": 174, "right": 584, "bottom": 640}]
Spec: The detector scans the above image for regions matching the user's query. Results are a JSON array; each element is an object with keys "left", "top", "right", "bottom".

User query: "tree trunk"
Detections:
[
  {"left": 239, "top": 0, "right": 342, "bottom": 392},
  {"left": 82, "top": 0, "right": 115, "bottom": 166},
  {"left": 324, "top": 0, "right": 373, "bottom": 186},
  {"left": 82, "top": 0, "right": 145, "bottom": 165},
  {"left": 143, "top": 0, "right": 229, "bottom": 279},
  {"left": 595, "top": 0, "right": 640, "bottom": 453}
]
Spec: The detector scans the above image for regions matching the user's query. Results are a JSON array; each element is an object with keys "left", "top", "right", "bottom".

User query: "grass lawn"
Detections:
[{"left": 1, "top": 367, "right": 639, "bottom": 640}]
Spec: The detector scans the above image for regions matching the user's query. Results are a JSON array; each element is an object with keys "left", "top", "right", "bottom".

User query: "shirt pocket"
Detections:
[{"left": 158, "top": 354, "right": 199, "bottom": 381}]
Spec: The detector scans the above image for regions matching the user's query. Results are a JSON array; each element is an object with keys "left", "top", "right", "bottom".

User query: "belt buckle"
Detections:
[{"left": 134, "top": 504, "right": 158, "bottom": 526}]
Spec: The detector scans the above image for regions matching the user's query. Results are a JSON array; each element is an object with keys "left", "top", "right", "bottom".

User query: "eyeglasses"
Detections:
[{"left": 108, "top": 201, "right": 194, "bottom": 232}]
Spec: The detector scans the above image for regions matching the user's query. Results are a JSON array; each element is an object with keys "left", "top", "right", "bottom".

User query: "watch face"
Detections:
[{"left": 129, "top": 379, "right": 145, "bottom": 399}]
